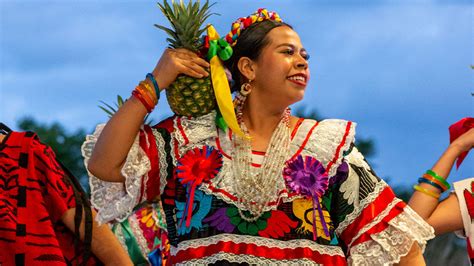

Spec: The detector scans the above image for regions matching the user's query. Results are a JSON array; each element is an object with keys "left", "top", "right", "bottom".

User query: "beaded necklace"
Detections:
[{"left": 231, "top": 107, "right": 291, "bottom": 222}]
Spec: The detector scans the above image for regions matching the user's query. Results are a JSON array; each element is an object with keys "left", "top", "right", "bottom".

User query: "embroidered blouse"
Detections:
[{"left": 82, "top": 112, "right": 434, "bottom": 265}]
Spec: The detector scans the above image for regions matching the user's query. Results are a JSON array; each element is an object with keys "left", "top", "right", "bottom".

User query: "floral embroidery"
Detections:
[
  {"left": 203, "top": 207, "right": 236, "bottom": 233},
  {"left": 176, "top": 190, "right": 212, "bottom": 235},
  {"left": 135, "top": 203, "right": 166, "bottom": 251},
  {"left": 227, "top": 206, "right": 270, "bottom": 235},
  {"left": 176, "top": 146, "right": 223, "bottom": 227},
  {"left": 283, "top": 155, "right": 330, "bottom": 240},
  {"left": 292, "top": 198, "right": 333, "bottom": 241},
  {"left": 258, "top": 210, "right": 298, "bottom": 238}
]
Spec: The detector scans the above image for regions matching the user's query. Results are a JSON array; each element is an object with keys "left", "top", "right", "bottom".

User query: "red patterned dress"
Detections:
[
  {"left": 0, "top": 132, "right": 97, "bottom": 265},
  {"left": 453, "top": 178, "right": 474, "bottom": 264},
  {"left": 84, "top": 112, "right": 434, "bottom": 265}
]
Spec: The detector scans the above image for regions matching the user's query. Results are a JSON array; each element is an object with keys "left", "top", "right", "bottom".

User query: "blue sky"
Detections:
[{"left": 1, "top": 0, "right": 472, "bottom": 186}]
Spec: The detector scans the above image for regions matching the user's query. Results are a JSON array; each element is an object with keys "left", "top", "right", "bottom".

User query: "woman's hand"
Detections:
[
  {"left": 151, "top": 48, "right": 210, "bottom": 90},
  {"left": 449, "top": 128, "right": 474, "bottom": 155}
]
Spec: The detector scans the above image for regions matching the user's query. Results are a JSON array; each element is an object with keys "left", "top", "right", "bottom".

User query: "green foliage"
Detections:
[{"left": 17, "top": 117, "right": 89, "bottom": 192}]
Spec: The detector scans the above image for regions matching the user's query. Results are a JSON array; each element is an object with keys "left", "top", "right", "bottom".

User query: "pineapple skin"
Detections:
[{"left": 165, "top": 74, "right": 216, "bottom": 117}]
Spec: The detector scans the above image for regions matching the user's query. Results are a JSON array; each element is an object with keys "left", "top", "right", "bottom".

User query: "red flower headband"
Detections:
[{"left": 225, "top": 8, "right": 282, "bottom": 47}]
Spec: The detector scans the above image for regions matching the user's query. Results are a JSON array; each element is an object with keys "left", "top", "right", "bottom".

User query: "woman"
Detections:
[
  {"left": 408, "top": 125, "right": 474, "bottom": 262},
  {"left": 0, "top": 126, "right": 132, "bottom": 266},
  {"left": 85, "top": 9, "right": 433, "bottom": 265}
]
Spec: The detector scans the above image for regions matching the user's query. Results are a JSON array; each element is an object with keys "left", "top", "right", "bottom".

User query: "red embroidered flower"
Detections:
[{"left": 176, "top": 146, "right": 223, "bottom": 227}]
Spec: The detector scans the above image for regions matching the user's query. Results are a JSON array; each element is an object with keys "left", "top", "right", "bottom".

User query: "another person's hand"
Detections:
[
  {"left": 151, "top": 48, "right": 210, "bottom": 90},
  {"left": 449, "top": 128, "right": 474, "bottom": 155}
]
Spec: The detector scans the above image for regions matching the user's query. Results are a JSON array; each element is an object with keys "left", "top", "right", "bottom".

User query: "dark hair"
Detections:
[{"left": 224, "top": 20, "right": 292, "bottom": 92}]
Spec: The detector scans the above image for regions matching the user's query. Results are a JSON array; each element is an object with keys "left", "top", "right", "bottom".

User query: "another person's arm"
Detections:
[
  {"left": 408, "top": 128, "right": 473, "bottom": 230},
  {"left": 88, "top": 48, "right": 209, "bottom": 182},
  {"left": 61, "top": 209, "right": 133, "bottom": 265}
]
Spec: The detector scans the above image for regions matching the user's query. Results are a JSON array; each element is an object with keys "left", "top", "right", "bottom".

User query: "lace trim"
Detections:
[
  {"left": 177, "top": 253, "right": 324, "bottom": 265},
  {"left": 81, "top": 123, "right": 150, "bottom": 224},
  {"left": 348, "top": 198, "right": 403, "bottom": 246},
  {"left": 336, "top": 181, "right": 388, "bottom": 235},
  {"left": 152, "top": 128, "right": 168, "bottom": 195},
  {"left": 302, "top": 119, "right": 356, "bottom": 177},
  {"left": 129, "top": 213, "right": 151, "bottom": 256},
  {"left": 172, "top": 233, "right": 345, "bottom": 257},
  {"left": 173, "top": 112, "right": 217, "bottom": 157},
  {"left": 348, "top": 206, "right": 434, "bottom": 265}
]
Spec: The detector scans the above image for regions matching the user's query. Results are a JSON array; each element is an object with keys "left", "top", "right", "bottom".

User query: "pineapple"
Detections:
[{"left": 155, "top": 0, "right": 216, "bottom": 117}]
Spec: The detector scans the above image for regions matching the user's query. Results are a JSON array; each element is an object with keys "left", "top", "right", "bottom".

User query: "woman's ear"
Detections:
[{"left": 237, "top": 57, "right": 256, "bottom": 81}]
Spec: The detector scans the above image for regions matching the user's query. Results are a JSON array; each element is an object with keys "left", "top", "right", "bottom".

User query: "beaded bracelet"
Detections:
[
  {"left": 146, "top": 73, "right": 160, "bottom": 100},
  {"left": 425, "top": 170, "right": 451, "bottom": 190},
  {"left": 418, "top": 177, "right": 444, "bottom": 192},
  {"left": 413, "top": 185, "right": 440, "bottom": 199}
]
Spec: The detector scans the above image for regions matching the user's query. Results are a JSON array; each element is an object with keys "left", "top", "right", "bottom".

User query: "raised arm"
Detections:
[
  {"left": 408, "top": 128, "right": 474, "bottom": 232},
  {"left": 87, "top": 48, "right": 209, "bottom": 182}
]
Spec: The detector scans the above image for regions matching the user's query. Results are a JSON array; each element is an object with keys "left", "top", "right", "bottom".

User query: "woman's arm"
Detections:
[
  {"left": 61, "top": 208, "right": 133, "bottom": 265},
  {"left": 87, "top": 48, "right": 209, "bottom": 182},
  {"left": 408, "top": 128, "right": 473, "bottom": 229}
]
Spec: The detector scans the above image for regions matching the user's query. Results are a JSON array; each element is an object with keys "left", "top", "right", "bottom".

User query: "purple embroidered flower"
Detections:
[
  {"left": 283, "top": 155, "right": 330, "bottom": 240},
  {"left": 329, "top": 161, "right": 349, "bottom": 186},
  {"left": 203, "top": 208, "right": 236, "bottom": 233}
]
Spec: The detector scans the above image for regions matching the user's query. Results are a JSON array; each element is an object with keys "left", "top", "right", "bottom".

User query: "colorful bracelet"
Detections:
[
  {"left": 413, "top": 185, "right": 440, "bottom": 199},
  {"left": 425, "top": 170, "right": 451, "bottom": 190},
  {"left": 422, "top": 173, "right": 448, "bottom": 191},
  {"left": 136, "top": 85, "right": 155, "bottom": 109},
  {"left": 146, "top": 73, "right": 160, "bottom": 100},
  {"left": 139, "top": 81, "right": 157, "bottom": 105},
  {"left": 418, "top": 177, "right": 444, "bottom": 192},
  {"left": 132, "top": 88, "right": 153, "bottom": 113}
]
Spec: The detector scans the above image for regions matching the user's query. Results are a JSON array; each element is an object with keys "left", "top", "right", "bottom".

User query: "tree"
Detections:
[{"left": 17, "top": 117, "right": 90, "bottom": 192}]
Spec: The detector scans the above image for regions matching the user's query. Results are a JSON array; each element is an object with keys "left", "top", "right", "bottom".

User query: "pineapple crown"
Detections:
[
  {"left": 225, "top": 8, "right": 282, "bottom": 47},
  {"left": 155, "top": 0, "right": 216, "bottom": 52}
]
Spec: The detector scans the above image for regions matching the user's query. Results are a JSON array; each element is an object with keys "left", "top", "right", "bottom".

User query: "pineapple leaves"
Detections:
[{"left": 155, "top": 0, "right": 216, "bottom": 51}]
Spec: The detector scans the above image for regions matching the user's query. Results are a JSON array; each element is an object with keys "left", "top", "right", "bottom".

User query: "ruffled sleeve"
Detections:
[
  {"left": 331, "top": 146, "right": 435, "bottom": 265},
  {"left": 81, "top": 123, "right": 164, "bottom": 224}
]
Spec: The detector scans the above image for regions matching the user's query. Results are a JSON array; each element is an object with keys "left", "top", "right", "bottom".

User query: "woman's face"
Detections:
[{"left": 252, "top": 26, "right": 310, "bottom": 108}]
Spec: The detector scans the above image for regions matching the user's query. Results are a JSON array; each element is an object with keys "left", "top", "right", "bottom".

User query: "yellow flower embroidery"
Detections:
[
  {"left": 140, "top": 205, "right": 158, "bottom": 231},
  {"left": 292, "top": 198, "right": 333, "bottom": 241}
]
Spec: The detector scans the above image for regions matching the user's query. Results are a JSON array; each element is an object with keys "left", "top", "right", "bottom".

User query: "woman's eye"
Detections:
[
  {"left": 301, "top": 53, "right": 310, "bottom": 60},
  {"left": 282, "top": 49, "right": 294, "bottom": 55}
]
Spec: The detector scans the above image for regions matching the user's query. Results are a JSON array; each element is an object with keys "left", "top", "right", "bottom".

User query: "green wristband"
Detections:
[{"left": 426, "top": 170, "right": 451, "bottom": 190}]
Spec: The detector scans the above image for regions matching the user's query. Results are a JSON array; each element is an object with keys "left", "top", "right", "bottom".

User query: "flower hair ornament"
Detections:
[{"left": 225, "top": 8, "right": 282, "bottom": 47}]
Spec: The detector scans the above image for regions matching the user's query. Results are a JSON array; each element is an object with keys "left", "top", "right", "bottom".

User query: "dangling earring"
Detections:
[
  {"left": 240, "top": 80, "right": 252, "bottom": 96},
  {"left": 234, "top": 80, "right": 252, "bottom": 123}
]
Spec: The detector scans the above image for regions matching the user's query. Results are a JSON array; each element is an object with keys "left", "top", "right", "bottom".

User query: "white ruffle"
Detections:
[
  {"left": 173, "top": 116, "right": 356, "bottom": 214},
  {"left": 81, "top": 123, "right": 151, "bottom": 224},
  {"left": 300, "top": 119, "right": 356, "bottom": 177},
  {"left": 348, "top": 206, "right": 435, "bottom": 266},
  {"left": 173, "top": 111, "right": 217, "bottom": 157}
]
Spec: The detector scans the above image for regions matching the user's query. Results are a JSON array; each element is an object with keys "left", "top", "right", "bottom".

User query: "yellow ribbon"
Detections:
[{"left": 207, "top": 25, "right": 245, "bottom": 137}]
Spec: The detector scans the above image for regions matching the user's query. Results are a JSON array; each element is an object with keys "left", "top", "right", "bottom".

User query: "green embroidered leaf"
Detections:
[
  {"left": 230, "top": 216, "right": 241, "bottom": 226},
  {"left": 256, "top": 219, "right": 267, "bottom": 230},
  {"left": 226, "top": 207, "right": 238, "bottom": 217},
  {"left": 247, "top": 223, "right": 259, "bottom": 235},
  {"left": 238, "top": 221, "right": 248, "bottom": 234},
  {"left": 261, "top": 211, "right": 271, "bottom": 219}
]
